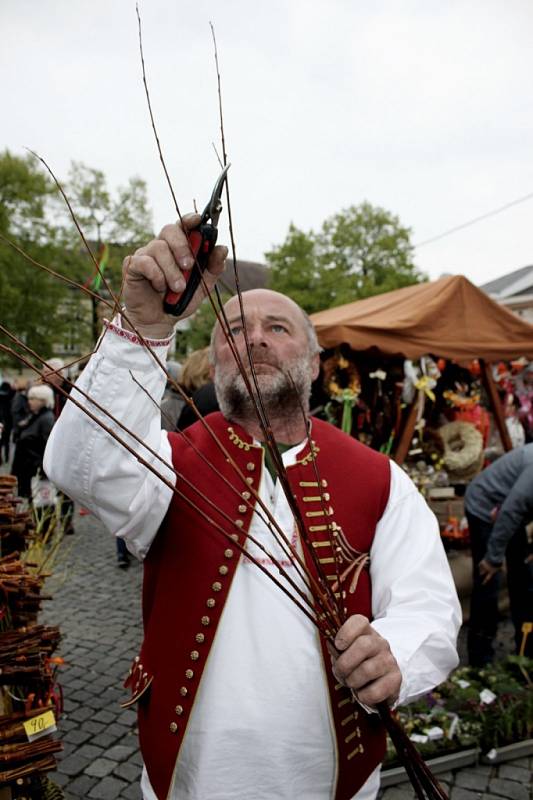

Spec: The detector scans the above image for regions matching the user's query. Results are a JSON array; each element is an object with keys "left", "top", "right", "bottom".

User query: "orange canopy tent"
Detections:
[
  {"left": 310, "top": 275, "right": 533, "bottom": 460},
  {"left": 310, "top": 274, "right": 533, "bottom": 362}
]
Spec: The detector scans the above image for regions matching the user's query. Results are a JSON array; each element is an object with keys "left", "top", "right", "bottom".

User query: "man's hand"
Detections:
[
  {"left": 331, "top": 614, "right": 402, "bottom": 708},
  {"left": 121, "top": 214, "right": 228, "bottom": 339},
  {"left": 478, "top": 558, "right": 502, "bottom": 585}
]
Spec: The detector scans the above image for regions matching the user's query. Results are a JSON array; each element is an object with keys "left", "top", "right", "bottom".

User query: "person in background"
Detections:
[
  {"left": 177, "top": 346, "right": 219, "bottom": 430},
  {"left": 12, "top": 385, "right": 55, "bottom": 499},
  {"left": 464, "top": 442, "right": 533, "bottom": 665},
  {"left": 11, "top": 377, "right": 30, "bottom": 443},
  {"left": 0, "top": 379, "right": 14, "bottom": 464},
  {"left": 160, "top": 361, "right": 185, "bottom": 432},
  {"left": 41, "top": 358, "right": 75, "bottom": 535}
]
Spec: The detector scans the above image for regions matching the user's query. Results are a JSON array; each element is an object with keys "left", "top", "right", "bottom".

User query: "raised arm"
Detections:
[{"left": 44, "top": 217, "right": 227, "bottom": 558}]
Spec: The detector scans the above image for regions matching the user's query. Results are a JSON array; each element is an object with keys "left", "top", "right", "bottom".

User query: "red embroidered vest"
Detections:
[{"left": 126, "top": 413, "right": 391, "bottom": 799}]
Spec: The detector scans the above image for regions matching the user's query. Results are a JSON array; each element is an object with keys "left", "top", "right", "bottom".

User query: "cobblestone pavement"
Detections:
[{"left": 43, "top": 513, "right": 531, "bottom": 800}]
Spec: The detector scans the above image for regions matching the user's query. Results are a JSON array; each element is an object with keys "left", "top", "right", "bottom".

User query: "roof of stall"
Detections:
[{"left": 310, "top": 274, "right": 533, "bottom": 361}]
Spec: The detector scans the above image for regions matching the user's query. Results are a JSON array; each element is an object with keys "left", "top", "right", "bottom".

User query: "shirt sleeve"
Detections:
[
  {"left": 484, "top": 464, "right": 533, "bottom": 565},
  {"left": 43, "top": 320, "right": 176, "bottom": 560},
  {"left": 369, "top": 461, "right": 462, "bottom": 706}
]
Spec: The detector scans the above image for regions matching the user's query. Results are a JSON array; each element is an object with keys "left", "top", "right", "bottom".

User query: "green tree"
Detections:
[
  {"left": 0, "top": 151, "right": 76, "bottom": 369},
  {"left": 267, "top": 202, "right": 425, "bottom": 314},
  {"left": 264, "top": 224, "right": 326, "bottom": 312},
  {"left": 0, "top": 152, "right": 155, "bottom": 369},
  {"left": 58, "top": 162, "right": 154, "bottom": 292}
]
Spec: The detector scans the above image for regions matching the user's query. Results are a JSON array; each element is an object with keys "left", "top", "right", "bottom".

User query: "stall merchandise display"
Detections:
[
  {"left": 0, "top": 477, "right": 64, "bottom": 800},
  {"left": 385, "top": 655, "right": 533, "bottom": 766}
]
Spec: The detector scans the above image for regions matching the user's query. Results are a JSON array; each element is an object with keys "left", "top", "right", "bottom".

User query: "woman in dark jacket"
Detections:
[{"left": 12, "top": 384, "right": 55, "bottom": 498}]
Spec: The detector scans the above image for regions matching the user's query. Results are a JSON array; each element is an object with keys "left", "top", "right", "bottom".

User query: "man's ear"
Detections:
[{"left": 311, "top": 353, "right": 320, "bottom": 382}]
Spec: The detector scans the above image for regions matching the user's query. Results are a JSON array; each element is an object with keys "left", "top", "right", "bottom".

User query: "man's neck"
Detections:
[{"left": 230, "top": 413, "right": 309, "bottom": 446}]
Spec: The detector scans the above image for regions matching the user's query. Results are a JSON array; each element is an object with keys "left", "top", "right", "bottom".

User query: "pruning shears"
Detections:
[{"left": 163, "top": 164, "right": 230, "bottom": 316}]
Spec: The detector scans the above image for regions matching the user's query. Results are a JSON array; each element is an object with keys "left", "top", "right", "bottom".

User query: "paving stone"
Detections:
[
  {"left": 69, "top": 705, "right": 94, "bottom": 722},
  {"left": 508, "top": 758, "right": 530, "bottom": 769},
  {"left": 130, "top": 750, "right": 144, "bottom": 767},
  {"left": 456, "top": 771, "right": 489, "bottom": 792},
  {"left": 450, "top": 788, "right": 483, "bottom": 800},
  {"left": 105, "top": 723, "right": 132, "bottom": 740},
  {"left": 92, "top": 709, "right": 117, "bottom": 724},
  {"left": 67, "top": 773, "right": 99, "bottom": 796},
  {"left": 93, "top": 731, "right": 123, "bottom": 749},
  {"left": 119, "top": 782, "right": 143, "bottom": 799},
  {"left": 84, "top": 720, "right": 106, "bottom": 735},
  {"left": 488, "top": 778, "right": 529, "bottom": 800},
  {"left": 119, "top": 709, "right": 138, "bottom": 726},
  {"left": 88, "top": 775, "right": 128, "bottom": 799},
  {"left": 85, "top": 756, "right": 117, "bottom": 778},
  {"left": 74, "top": 742, "right": 105, "bottom": 760},
  {"left": 105, "top": 744, "right": 137, "bottom": 762},
  {"left": 57, "top": 753, "right": 91, "bottom": 777},
  {"left": 48, "top": 770, "right": 70, "bottom": 787},
  {"left": 381, "top": 787, "right": 416, "bottom": 800},
  {"left": 58, "top": 717, "right": 78, "bottom": 732},
  {"left": 63, "top": 728, "right": 92, "bottom": 746},
  {"left": 113, "top": 760, "right": 142, "bottom": 782},
  {"left": 497, "top": 765, "right": 531, "bottom": 785},
  {"left": 469, "top": 765, "right": 492, "bottom": 776}
]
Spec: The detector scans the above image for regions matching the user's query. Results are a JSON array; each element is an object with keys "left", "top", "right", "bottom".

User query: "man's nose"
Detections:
[{"left": 247, "top": 325, "right": 268, "bottom": 348}]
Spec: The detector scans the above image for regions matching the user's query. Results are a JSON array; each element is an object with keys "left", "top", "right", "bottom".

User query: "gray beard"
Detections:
[{"left": 214, "top": 357, "right": 313, "bottom": 426}]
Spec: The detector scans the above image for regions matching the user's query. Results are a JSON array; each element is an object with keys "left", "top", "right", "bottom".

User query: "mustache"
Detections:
[{"left": 242, "top": 354, "right": 280, "bottom": 368}]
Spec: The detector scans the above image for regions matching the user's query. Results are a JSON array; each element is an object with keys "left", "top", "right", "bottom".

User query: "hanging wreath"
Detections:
[
  {"left": 439, "top": 421, "right": 484, "bottom": 481},
  {"left": 322, "top": 353, "right": 362, "bottom": 434},
  {"left": 322, "top": 353, "right": 361, "bottom": 400}
]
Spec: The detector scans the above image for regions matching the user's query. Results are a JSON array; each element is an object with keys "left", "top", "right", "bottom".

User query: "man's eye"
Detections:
[
  {"left": 271, "top": 324, "right": 287, "bottom": 334},
  {"left": 229, "top": 326, "right": 242, "bottom": 336}
]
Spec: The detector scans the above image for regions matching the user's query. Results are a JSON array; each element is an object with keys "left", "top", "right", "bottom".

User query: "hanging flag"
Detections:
[{"left": 83, "top": 243, "right": 109, "bottom": 292}]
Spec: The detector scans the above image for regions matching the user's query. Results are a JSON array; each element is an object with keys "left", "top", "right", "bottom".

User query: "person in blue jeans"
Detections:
[{"left": 465, "top": 443, "right": 533, "bottom": 665}]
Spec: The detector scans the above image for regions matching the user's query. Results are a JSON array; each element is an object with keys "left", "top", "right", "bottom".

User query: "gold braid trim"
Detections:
[
  {"left": 227, "top": 427, "right": 253, "bottom": 451},
  {"left": 296, "top": 442, "right": 320, "bottom": 465}
]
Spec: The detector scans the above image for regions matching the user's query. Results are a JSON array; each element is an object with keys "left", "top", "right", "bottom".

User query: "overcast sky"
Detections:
[{"left": 3, "top": 0, "right": 533, "bottom": 286}]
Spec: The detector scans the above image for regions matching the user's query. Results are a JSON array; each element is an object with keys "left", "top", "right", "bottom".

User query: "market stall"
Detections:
[{"left": 310, "top": 274, "right": 533, "bottom": 552}]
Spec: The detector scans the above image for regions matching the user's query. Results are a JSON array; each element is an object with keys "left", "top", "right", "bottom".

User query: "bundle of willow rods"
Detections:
[
  {"left": 0, "top": 553, "right": 48, "bottom": 628},
  {"left": 0, "top": 482, "right": 35, "bottom": 560},
  {"left": 0, "top": 494, "right": 64, "bottom": 794},
  {"left": 0, "top": 626, "right": 61, "bottom": 684}
]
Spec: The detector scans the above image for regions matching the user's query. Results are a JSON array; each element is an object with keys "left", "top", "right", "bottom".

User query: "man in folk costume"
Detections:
[{"left": 45, "top": 215, "right": 461, "bottom": 800}]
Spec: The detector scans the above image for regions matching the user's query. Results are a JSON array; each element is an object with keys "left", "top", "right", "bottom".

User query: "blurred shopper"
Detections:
[
  {"left": 41, "top": 358, "right": 75, "bottom": 535},
  {"left": 160, "top": 361, "right": 184, "bottom": 432},
  {"left": 12, "top": 385, "right": 55, "bottom": 498},
  {"left": 177, "top": 347, "right": 219, "bottom": 430},
  {"left": 11, "top": 377, "right": 30, "bottom": 442},
  {"left": 465, "top": 443, "right": 533, "bottom": 664},
  {"left": 0, "top": 379, "right": 14, "bottom": 464}
]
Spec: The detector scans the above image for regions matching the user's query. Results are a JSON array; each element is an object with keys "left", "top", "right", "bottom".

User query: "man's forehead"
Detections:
[{"left": 223, "top": 290, "right": 301, "bottom": 320}]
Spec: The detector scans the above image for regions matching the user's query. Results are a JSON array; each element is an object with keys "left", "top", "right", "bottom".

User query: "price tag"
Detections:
[{"left": 23, "top": 710, "right": 57, "bottom": 742}]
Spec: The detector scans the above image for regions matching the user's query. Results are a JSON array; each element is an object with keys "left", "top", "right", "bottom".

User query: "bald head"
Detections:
[{"left": 210, "top": 289, "right": 320, "bottom": 361}]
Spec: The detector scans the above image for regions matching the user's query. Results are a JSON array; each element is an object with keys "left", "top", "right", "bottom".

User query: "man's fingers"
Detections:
[
  {"left": 205, "top": 245, "right": 228, "bottom": 280},
  {"left": 341, "top": 651, "right": 398, "bottom": 691},
  {"left": 136, "top": 240, "right": 186, "bottom": 294},
  {"left": 124, "top": 255, "right": 168, "bottom": 294},
  {"left": 158, "top": 215, "right": 202, "bottom": 269},
  {"left": 333, "top": 634, "right": 378, "bottom": 679},
  {"left": 356, "top": 673, "right": 401, "bottom": 707},
  {"left": 335, "top": 614, "right": 370, "bottom": 651}
]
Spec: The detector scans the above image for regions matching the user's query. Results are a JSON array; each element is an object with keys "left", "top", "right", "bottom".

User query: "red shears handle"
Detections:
[{"left": 163, "top": 224, "right": 218, "bottom": 316}]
